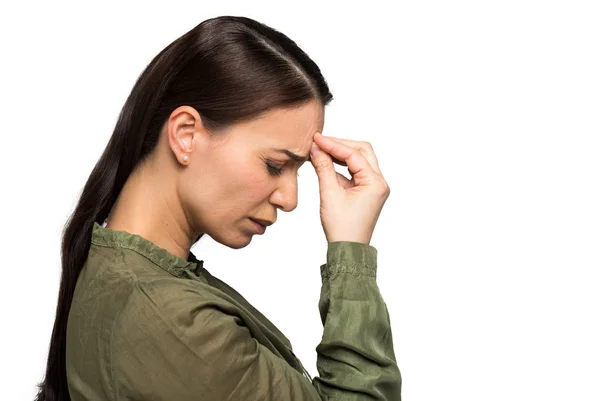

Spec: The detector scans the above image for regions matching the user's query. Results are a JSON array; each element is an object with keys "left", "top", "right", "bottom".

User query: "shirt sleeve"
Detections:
[
  {"left": 110, "top": 241, "right": 401, "bottom": 400},
  {"left": 313, "top": 241, "right": 402, "bottom": 399}
]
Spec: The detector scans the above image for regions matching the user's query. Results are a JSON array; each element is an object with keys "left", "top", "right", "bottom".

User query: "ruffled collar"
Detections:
[{"left": 91, "top": 221, "right": 205, "bottom": 277}]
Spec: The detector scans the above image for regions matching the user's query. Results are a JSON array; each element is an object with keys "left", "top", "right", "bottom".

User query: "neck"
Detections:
[{"left": 105, "top": 163, "right": 194, "bottom": 262}]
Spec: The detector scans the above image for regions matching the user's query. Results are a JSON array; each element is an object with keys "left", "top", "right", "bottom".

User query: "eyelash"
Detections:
[
  {"left": 266, "top": 161, "right": 300, "bottom": 177},
  {"left": 266, "top": 161, "right": 283, "bottom": 176}
]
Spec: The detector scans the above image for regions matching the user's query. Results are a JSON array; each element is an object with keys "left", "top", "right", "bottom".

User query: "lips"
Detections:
[
  {"left": 250, "top": 218, "right": 274, "bottom": 227},
  {"left": 250, "top": 218, "right": 267, "bottom": 234}
]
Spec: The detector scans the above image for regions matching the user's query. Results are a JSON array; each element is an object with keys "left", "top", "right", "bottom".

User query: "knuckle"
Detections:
[
  {"left": 359, "top": 142, "right": 375, "bottom": 160},
  {"left": 314, "top": 158, "right": 330, "bottom": 172},
  {"left": 378, "top": 178, "right": 391, "bottom": 196},
  {"left": 351, "top": 147, "right": 362, "bottom": 157}
]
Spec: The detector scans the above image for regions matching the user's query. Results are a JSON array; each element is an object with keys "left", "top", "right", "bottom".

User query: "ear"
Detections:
[{"left": 166, "top": 106, "right": 205, "bottom": 165}]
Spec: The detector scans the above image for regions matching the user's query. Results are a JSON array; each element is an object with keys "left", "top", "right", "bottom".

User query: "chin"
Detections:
[
  {"left": 210, "top": 230, "right": 253, "bottom": 249},
  {"left": 227, "top": 240, "right": 252, "bottom": 249}
]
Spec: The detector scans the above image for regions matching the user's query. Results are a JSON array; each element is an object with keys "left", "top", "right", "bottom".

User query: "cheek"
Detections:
[
  {"left": 243, "top": 172, "right": 272, "bottom": 201},
  {"left": 204, "top": 149, "right": 273, "bottom": 208}
]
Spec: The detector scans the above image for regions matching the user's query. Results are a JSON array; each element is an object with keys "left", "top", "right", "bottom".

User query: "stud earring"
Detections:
[{"left": 183, "top": 155, "right": 189, "bottom": 162}]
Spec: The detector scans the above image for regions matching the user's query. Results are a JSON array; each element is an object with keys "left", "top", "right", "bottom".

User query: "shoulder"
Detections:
[
  {"left": 76, "top": 243, "right": 233, "bottom": 345},
  {"left": 117, "top": 272, "right": 234, "bottom": 332},
  {"left": 109, "top": 277, "right": 248, "bottom": 399}
]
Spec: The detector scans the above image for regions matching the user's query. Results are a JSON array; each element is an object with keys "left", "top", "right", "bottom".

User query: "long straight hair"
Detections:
[{"left": 35, "top": 15, "right": 333, "bottom": 401}]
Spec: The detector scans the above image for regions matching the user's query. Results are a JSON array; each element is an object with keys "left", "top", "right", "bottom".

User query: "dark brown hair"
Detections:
[{"left": 35, "top": 15, "right": 333, "bottom": 401}]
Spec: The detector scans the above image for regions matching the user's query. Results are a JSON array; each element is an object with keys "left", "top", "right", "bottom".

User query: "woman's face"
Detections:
[{"left": 177, "top": 100, "right": 324, "bottom": 249}]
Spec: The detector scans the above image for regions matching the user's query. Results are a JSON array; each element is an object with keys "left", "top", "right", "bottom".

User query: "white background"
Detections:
[{"left": 1, "top": 1, "right": 598, "bottom": 400}]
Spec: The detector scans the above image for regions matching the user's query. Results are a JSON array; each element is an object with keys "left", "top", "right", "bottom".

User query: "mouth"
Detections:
[
  {"left": 249, "top": 218, "right": 267, "bottom": 234},
  {"left": 250, "top": 217, "right": 275, "bottom": 227}
]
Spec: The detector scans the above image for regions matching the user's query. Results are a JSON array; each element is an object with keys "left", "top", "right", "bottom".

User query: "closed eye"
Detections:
[
  {"left": 266, "top": 161, "right": 283, "bottom": 176},
  {"left": 266, "top": 161, "right": 301, "bottom": 177}
]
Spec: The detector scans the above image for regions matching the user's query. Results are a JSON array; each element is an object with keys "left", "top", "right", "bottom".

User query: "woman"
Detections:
[{"left": 35, "top": 15, "right": 401, "bottom": 400}]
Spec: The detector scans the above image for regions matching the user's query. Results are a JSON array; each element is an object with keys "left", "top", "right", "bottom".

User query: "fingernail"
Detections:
[{"left": 311, "top": 142, "right": 322, "bottom": 156}]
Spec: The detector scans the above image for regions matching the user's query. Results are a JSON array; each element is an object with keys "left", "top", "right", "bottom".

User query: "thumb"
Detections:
[{"left": 310, "top": 141, "right": 337, "bottom": 191}]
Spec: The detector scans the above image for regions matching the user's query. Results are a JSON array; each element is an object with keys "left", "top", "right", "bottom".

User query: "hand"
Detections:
[{"left": 310, "top": 132, "right": 391, "bottom": 245}]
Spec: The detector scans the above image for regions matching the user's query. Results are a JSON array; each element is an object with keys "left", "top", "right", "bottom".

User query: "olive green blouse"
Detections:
[{"left": 65, "top": 222, "right": 401, "bottom": 400}]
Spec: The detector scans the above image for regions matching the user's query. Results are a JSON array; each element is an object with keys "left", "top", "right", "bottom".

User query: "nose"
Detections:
[{"left": 270, "top": 175, "right": 298, "bottom": 212}]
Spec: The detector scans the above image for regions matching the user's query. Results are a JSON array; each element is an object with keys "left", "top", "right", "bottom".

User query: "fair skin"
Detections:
[{"left": 106, "top": 100, "right": 325, "bottom": 261}]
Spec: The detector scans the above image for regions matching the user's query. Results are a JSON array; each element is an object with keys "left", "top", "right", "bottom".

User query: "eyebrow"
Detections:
[{"left": 272, "top": 148, "right": 311, "bottom": 163}]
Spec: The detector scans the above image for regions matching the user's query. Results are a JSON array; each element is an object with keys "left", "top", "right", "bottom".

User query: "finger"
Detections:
[
  {"left": 331, "top": 156, "right": 347, "bottom": 167},
  {"left": 315, "top": 134, "right": 381, "bottom": 175},
  {"left": 313, "top": 133, "right": 377, "bottom": 179},
  {"left": 310, "top": 142, "right": 339, "bottom": 192},
  {"left": 324, "top": 136, "right": 381, "bottom": 174}
]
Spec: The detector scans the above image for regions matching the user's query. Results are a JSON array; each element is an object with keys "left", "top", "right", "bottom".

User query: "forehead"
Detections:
[{"left": 239, "top": 101, "right": 325, "bottom": 149}]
